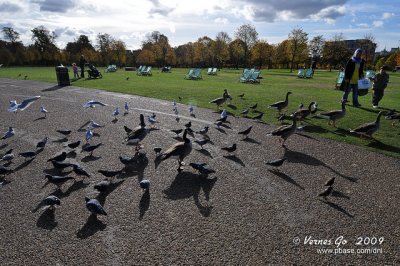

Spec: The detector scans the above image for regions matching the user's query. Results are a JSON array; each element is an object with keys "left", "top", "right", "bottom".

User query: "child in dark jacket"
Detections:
[{"left": 371, "top": 65, "right": 389, "bottom": 108}]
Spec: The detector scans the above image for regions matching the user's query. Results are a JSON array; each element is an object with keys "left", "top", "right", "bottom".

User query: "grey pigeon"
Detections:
[
  {"left": 43, "top": 195, "right": 60, "bottom": 209},
  {"left": 73, "top": 165, "right": 91, "bottom": 177},
  {"left": 45, "top": 174, "right": 74, "bottom": 187},
  {"left": 139, "top": 179, "right": 150, "bottom": 192},
  {"left": 196, "top": 126, "right": 209, "bottom": 135},
  {"left": 81, "top": 143, "right": 102, "bottom": 156},
  {"left": 238, "top": 126, "right": 252, "bottom": 139},
  {"left": 194, "top": 138, "right": 208, "bottom": 149},
  {"left": 2, "top": 127, "right": 14, "bottom": 140},
  {"left": 1, "top": 153, "right": 14, "bottom": 162},
  {"left": 0, "top": 166, "right": 13, "bottom": 176},
  {"left": 36, "top": 137, "right": 48, "bottom": 149},
  {"left": 85, "top": 197, "right": 107, "bottom": 216},
  {"left": 51, "top": 160, "right": 73, "bottom": 169},
  {"left": 19, "top": 151, "right": 37, "bottom": 159},
  {"left": 98, "top": 169, "right": 122, "bottom": 178}
]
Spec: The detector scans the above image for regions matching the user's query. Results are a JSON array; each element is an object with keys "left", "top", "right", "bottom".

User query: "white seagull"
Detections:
[
  {"left": 85, "top": 127, "right": 93, "bottom": 142},
  {"left": 8, "top": 96, "right": 41, "bottom": 113},
  {"left": 40, "top": 106, "right": 48, "bottom": 117},
  {"left": 83, "top": 100, "right": 107, "bottom": 108}
]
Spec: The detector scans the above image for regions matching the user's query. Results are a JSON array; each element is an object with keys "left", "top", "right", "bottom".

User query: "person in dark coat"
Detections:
[
  {"left": 79, "top": 55, "right": 87, "bottom": 78},
  {"left": 341, "top": 48, "right": 365, "bottom": 107},
  {"left": 371, "top": 65, "right": 389, "bottom": 108}
]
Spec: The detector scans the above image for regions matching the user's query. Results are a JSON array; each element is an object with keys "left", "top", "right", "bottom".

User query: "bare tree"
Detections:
[
  {"left": 234, "top": 24, "right": 258, "bottom": 67},
  {"left": 2, "top": 27, "right": 20, "bottom": 43},
  {"left": 309, "top": 35, "right": 325, "bottom": 62},
  {"left": 288, "top": 27, "right": 308, "bottom": 72}
]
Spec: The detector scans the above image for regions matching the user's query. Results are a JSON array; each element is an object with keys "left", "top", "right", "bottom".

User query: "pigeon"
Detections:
[
  {"left": 1, "top": 153, "right": 14, "bottom": 162},
  {"left": 112, "top": 107, "right": 120, "bottom": 118},
  {"left": 124, "top": 102, "right": 129, "bottom": 114},
  {"left": 171, "top": 129, "right": 183, "bottom": 136},
  {"left": 94, "top": 179, "right": 112, "bottom": 192},
  {"left": 90, "top": 120, "right": 102, "bottom": 129},
  {"left": 67, "top": 140, "right": 81, "bottom": 149},
  {"left": 324, "top": 177, "right": 335, "bottom": 187},
  {"left": 221, "top": 143, "right": 237, "bottom": 154},
  {"left": 189, "top": 163, "right": 216, "bottom": 176},
  {"left": 47, "top": 152, "right": 67, "bottom": 162},
  {"left": 220, "top": 109, "right": 227, "bottom": 119},
  {"left": 0, "top": 166, "right": 13, "bottom": 176},
  {"left": 194, "top": 138, "right": 208, "bottom": 149},
  {"left": 85, "top": 197, "right": 107, "bottom": 216},
  {"left": 56, "top": 129, "right": 72, "bottom": 137},
  {"left": 178, "top": 96, "right": 183, "bottom": 101},
  {"left": 4, "top": 148, "right": 13, "bottom": 155},
  {"left": 238, "top": 93, "right": 245, "bottom": 99},
  {"left": 8, "top": 96, "right": 41, "bottom": 112},
  {"left": 266, "top": 158, "right": 287, "bottom": 167},
  {"left": 40, "top": 106, "right": 48, "bottom": 117},
  {"left": 19, "top": 151, "right": 37, "bottom": 159},
  {"left": 184, "top": 121, "right": 192, "bottom": 128},
  {"left": 83, "top": 100, "right": 107, "bottom": 108},
  {"left": 45, "top": 174, "right": 74, "bottom": 187},
  {"left": 81, "top": 143, "right": 102, "bottom": 156},
  {"left": 119, "top": 155, "right": 135, "bottom": 166},
  {"left": 214, "top": 121, "right": 223, "bottom": 128},
  {"left": 43, "top": 195, "right": 61, "bottom": 209},
  {"left": 238, "top": 126, "right": 252, "bottom": 139},
  {"left": 36, "top": 137, "right": 48, "bottom": 149},
  {"left": 2, "top": 127, "right": 14, "bottom": 140},
  {"left": 98, "top": 169, "right": 123, "bottom": 178},
  {"left": 196, "top": 126, "right": 209, "bottom": 135},
  {"left": 172, "top": 99, "right": 177, "bottom": 107},
  {"left": 139, "top": 179, "right": 150, "bottom": 192},
  {"left": 216, "top": 115, "right": 228, "bottom": 123},
  {"left": 24, "top": 75, "right": 28, "bottom": 80},
  {"left": 126, "top": 77, "right": 129, "bottom": 81},
  {"left": 72, "top": 164, "right": 91, "bottom": 178},
  {"left": 85, "top": 127, "right": 93, "bottom": 142},
  {"left": 189, "top": 105, "right": 194, "bottom": 115},
  {"left": 318, "top": 186, "right": 333, "bottom": 199},
  {"left": 147, "top": 115, "right": 158, "bottom": 128},
  {"left": 151, "top": 113, "right": 156, "bottom": 119}
]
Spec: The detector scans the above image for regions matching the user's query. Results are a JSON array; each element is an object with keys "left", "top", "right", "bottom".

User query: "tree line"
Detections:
[{"left": 1, "top": 24, "right": 399, "bottom": 71}]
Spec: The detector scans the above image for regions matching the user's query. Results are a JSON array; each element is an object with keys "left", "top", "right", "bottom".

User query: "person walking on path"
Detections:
[
  {"left": 371, "top": 65, "right": 390, "bottom": 108},
  {"left": 341, "top": 48, "right": 365, "bottom": 107},
  {"left": 79, "top": 55, "right": 87, "bottom": 78}
]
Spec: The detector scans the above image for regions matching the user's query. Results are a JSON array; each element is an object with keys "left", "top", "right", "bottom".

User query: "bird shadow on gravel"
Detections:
[
  {"left": 13, "top": 158, "right": 35, "bottom": 172},
  {"left": 223, "top": 155, "right": 245, "bottom": 167},
  {"left": 0, "top": 143, "right": 9, "bottom": 150},
  {"left": 240, "top": 137, "right": 261, "bottom": 145},
  {"left": 284, "top": 149, "right": 357, "bottom": 183},
  {"left": 96, "top": 180, "right": 125, "bottom": 206},
  {"left": 81, "top": 155, "right": 102, "bottom": 162},
  {"left": 196, "top": 148, "right": 213, "bottom": 158},
  {"left": 319, "top": 199, "right": 354, "bottom": 218},
  {"left": 163, "top": 171, "right": 217, "bottom": 217},
  {"left": 41, "top": 85, "right": 64, "bottom": 92},
  {"left": 139, "top": 191, "right": 150, "bottom": 220},
  {"left": 268, "top": 169, "right": 305, "bottom": 190},
  {"left": 331, "top": 190, "right": 350, "bottom": 199},
  {"left": 77, "top": 214, "right": 107, "bottom": 239},
  {"left": 36, "top": 208, "right": 58, "bottom": 230},
  {"left": 33, "top": 117, "right": 46, "bottom": 122}
]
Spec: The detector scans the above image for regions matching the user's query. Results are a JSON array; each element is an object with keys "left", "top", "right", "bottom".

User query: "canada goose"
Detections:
[
  {"left": 350, "top": 111, "right": 385, "bottom": 138},
  {"left": 385, "top": 110, "right": 400, "bottom": 126},
  {"left": 155, "top": 129, "right": 192, "bottom": 172},
  {"left": 267, "top": 117, "right": 297, "bottom": 146},
  {"left": 318, "top": 102, "right": 346, "bottom": 127},
  {"left": 269, "top": 92, "right": 292, "bottom": 114},
  {"left": 291, "top": 101, "right": 316, "bottom": 123},
  {"left": 209, "top": 89, "right": 231, "bottom": 108},
  {"left": 126, "top": 114, "right": 148, "bottom": 150}
]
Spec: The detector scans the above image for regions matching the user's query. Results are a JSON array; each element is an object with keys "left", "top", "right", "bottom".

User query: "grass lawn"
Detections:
[{"left": 1, "top": 66, "right": 399, "bottom": 158}]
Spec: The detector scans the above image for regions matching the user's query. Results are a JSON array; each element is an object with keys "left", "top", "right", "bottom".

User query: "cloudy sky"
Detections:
[{"left": 0, "top": 0, "right": 399, "bottom": 51}]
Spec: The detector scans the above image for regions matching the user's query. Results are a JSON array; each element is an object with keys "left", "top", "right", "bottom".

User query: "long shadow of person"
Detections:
[
  {"left": 139, "top": 191, "right": 150, "bottom": 220},
  {"left": 76, "top": 214, "right": 107, "bottom": 239},
  {"left": 163, "top": 171, "right": 217, "bottom": 217},
  {"left": 36, "top": 208, "right": 58, "bottom": 230}
]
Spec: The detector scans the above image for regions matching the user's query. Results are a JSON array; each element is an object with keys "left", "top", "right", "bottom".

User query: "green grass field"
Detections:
[{"left": 1, "top": 66, "right": 399, "bottom": 158}]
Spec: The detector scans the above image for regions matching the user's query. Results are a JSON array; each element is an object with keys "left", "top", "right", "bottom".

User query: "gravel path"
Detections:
[{"left": 0, "top": 78, "right": 399, "bottom": 265}]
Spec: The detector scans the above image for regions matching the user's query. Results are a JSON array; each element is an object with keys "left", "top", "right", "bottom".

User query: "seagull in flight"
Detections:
[
  {"left": 83, "top": 100, "right": 107, "bottom": 108},
  {"left": 8, "top": 96, "right": 41, "bottom": 112}
]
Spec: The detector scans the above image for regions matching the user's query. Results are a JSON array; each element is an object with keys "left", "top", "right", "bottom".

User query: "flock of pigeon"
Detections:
[{"left": 1, "top": 89, "right": 400, "bottom": 219}]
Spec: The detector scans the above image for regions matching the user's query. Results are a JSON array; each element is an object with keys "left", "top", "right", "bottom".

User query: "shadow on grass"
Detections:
[
  {"left": 367, "top": 139, "right": 400, "bottom": 154},
  {"left": 163, "top": 171, "right": 217, "bottom": 217}
]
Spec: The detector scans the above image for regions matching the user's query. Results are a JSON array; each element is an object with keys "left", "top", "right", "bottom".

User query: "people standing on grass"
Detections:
[
  {"left": 72, "top": 63, "right": 79, "bottom": 79},
  {"left": 370, "top": 65, "right": 390, "bottom": 108},
  {"left": 79, "top": 55, "right": 87, "bottom": 78},
  {"left": 341, "top": 48, "right": 365, "bottom": 107}
]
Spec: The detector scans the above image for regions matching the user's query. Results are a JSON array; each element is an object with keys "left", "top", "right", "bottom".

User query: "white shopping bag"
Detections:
[{"left": 358, "top": 78, "right": 371, "bottom": 89}]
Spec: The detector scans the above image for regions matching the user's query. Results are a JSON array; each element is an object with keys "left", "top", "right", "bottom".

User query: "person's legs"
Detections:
[
  {"left": 352, "top": 84, "right": 360, "bottom": 106},
  {"left": 80, "top": 67, "right": 84, "bottom": 78},
  {"left": 372, "top": 90, "right": 383, "bottom": 107},
  {"left": 341, "top": 82, "right": 351, "bottom": 103}
]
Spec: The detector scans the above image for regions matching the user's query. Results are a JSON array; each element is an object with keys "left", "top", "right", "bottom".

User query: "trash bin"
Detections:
[{"left": 55, "top": 66, "right": 70, "bottom": 86}]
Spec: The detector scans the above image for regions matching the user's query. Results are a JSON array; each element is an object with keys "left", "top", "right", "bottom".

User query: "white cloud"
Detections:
[
  {"left": 373, "top": 20, "right": 384, "bottom": 27},
  {"left": 382, "top": 12, "right": 394, "bottom": 20},
  {"left": 214, "top": 17, "right": 229, "bottom": 24}
]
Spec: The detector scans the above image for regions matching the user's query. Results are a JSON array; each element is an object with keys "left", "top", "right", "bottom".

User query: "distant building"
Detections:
[{"left": 344, "top": 39, "right": 377, "bottom": 63}]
